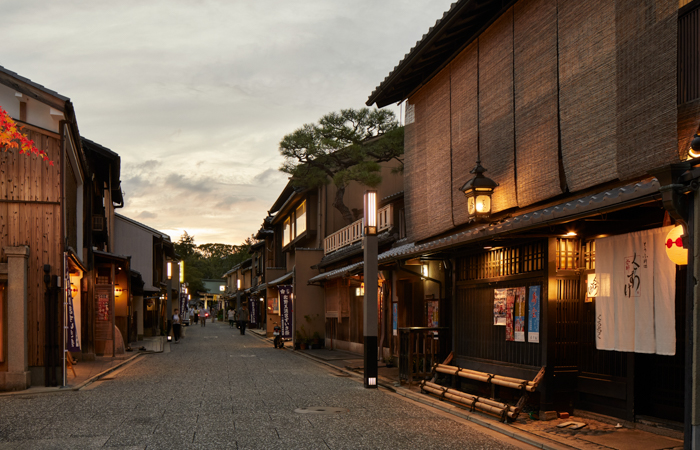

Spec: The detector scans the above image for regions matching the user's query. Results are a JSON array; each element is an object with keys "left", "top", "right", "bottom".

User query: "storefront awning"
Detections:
[
  {"left": 378, "top": 178, "right": 661, "bottom": 263},
  {"left": 308, "top": 262, "right": 364, "bottom": 283},
  {"left": 250, "top": 283, "right": 267, "bottom": 295},
  {"left": 268, "top": 271, "right": 293, "bottom": 286}
]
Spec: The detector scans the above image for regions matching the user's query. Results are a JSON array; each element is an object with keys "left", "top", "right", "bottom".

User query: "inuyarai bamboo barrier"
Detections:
[
  {"left": 420, "top": 381, "right": 517, "bottom": 421},
  {"left": 434, "top": 364, "right": 539, "bottom": 392}
]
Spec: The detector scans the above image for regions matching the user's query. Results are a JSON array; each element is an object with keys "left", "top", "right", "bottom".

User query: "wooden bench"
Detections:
[{"left": 419, "top": 353, "right": 544, "bottom": 422}]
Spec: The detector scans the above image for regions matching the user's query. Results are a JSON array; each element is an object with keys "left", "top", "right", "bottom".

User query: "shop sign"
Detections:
[{"left": 278, "top": 285, "right": 293, "bottom": 339}]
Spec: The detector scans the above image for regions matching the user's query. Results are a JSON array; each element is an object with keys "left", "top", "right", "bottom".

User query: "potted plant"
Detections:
[
  {"left": 311, "top": 332, "right": 323, "bottom": 349},
  {"left": 296, "top": 326, "right": 309, "bottom": 350}
]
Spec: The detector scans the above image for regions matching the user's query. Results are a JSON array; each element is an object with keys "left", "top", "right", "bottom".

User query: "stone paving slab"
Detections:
[{"left": 0, "top": 322, "right": 531, "bottom": 449}]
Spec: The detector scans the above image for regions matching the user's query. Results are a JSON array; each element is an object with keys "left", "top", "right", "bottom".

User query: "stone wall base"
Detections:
[{"left": 0, "top": 371, "right": 31, "bottom": 391}]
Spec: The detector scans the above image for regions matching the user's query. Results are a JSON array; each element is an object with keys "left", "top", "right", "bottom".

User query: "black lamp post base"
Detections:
[{"left": 364, "top": 335, "right": 378, "bottom": 388}]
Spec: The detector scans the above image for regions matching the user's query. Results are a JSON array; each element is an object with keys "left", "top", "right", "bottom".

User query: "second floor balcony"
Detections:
[{"left": 323, "top": 204, "right": 393, "bottom": 255}]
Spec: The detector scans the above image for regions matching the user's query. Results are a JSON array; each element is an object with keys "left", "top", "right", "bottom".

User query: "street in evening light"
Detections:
[{"left": 0, "top": 1, "right": 696, "bottom": 449}]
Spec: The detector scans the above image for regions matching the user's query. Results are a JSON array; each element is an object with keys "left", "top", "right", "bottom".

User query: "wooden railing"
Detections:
[
  {"left": 399, "top": 327, "right": 450, "bottom": 385},
  {"left": 323, "top": 204, "right": 393, "bottom": 255}
]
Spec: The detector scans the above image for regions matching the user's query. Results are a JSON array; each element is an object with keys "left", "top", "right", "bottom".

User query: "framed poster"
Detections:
[
  {"left": 513, "top": 287, "right": 526, "bottom": 342},
  {"left": 494, "top": 289, "right": 507, "bottom": 326},
  {"left": 426, "top": 300, "right": 439, "bottom": 328},
  {"left": 528, "top": 285, "right": 541, "bottom": 343}
]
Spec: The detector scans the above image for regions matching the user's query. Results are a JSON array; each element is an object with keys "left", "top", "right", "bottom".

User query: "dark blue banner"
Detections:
[{"left": 278, "top": 285, "right": 293, "bottom": 339}]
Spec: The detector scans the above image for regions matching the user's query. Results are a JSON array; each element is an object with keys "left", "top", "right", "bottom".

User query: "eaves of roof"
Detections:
[
  {"left": 0, "top": 65, "right": 69, "bottom": 112},
  {"left": 308, "top": 262, "right": 364, "bottom": 284},
  {"left": 377, "top": 178, "right": 661, "bottom": 263},
  {"left": 115, "top": 213, "right": 171, "bottom": 241},
  {"left": 268, "top": 271, "right": 294, "bottom": 286},
  {"left": 367, "top": 0, "right": 515, "bottom": 108}
]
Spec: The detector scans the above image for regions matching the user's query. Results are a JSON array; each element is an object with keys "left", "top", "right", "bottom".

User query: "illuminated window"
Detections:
[
  {"left": 283, "top": 217, "right": 291, "bottom": 247},
  {"left": 296, "top": 201, "right": 306, "bottom": 237}
]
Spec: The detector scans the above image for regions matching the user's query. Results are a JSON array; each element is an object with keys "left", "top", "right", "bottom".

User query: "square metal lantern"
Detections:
[{"left": 460, "top": 160, "right": 498, "bottom": 221}]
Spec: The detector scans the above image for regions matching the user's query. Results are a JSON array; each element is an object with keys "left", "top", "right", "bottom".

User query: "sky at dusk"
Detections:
[{"left": 2, "top": 0, "right": 454, "bottom": 245}]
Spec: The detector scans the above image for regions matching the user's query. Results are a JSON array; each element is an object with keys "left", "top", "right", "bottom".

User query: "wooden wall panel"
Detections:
[
  {"left": 559, "top": 0, "right": 617, "bottom": 192},
  {"left": 425, "top": 70, "right": 454, "bottom": 237},
  {"left": 479, "top": 9, "right": 518, "bottom": 213},
  {"left": 405, "top": 90, "right": 429, "bottom": 243},
  {"left": 0, "top": 131, "right": 62, "bottom": 367},
  {"left": 450, "top": 42, "right": 479, "bottom": 226},
  {"left": 514, "top": 0, "right": 561, "bottom": 206},
  {"left": 615, "top": 0, "right": 679, "bottom": 179}
]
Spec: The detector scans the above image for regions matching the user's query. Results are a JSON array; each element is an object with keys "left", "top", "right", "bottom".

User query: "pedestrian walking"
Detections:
[
  {"left": 238, "top": 306, "right": 249, "bottom": 335},
  {"left": 194, "top": 307, "right": 200, "bottom": 325},
  {"left": 228, "top": 308, "right": 235, "bottom": 327},
  {"left": 200, "top": 308, "right": 208, "bottom": 327},
  {"left": 172, "top": 308, "right": 181, "bottom": 343}
]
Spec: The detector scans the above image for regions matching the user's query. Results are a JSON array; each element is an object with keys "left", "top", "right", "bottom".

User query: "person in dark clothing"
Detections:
[
  {"left": 273, "top": 322, "right": 283, "bottom": 348},
  {"left": 238, "top": 307, "right": 249, "bottom": 335},
  {"left": 172, "top": 309, "right": 181, "bottom": 343}
]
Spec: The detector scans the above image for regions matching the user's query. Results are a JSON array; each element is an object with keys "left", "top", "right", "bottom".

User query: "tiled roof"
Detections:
[
  {"left": 308, "top": 262, "right": 364, "bottom": 283},
  {"left": 377, "top": 178, "right": 660, "bottom": 262}
]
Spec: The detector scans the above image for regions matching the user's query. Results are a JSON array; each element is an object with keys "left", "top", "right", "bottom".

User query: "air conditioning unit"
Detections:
[{"left": 92, "top": 215, "right": 105, "bottom": 232}]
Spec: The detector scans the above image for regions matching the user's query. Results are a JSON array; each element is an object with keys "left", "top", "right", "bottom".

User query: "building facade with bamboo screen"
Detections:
[{"left": 366, "top": 0, "right": 700, "bottom": 437}]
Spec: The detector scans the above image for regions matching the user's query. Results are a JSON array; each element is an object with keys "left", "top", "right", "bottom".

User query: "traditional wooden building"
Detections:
[
  {"left": 0, "top": 66, "right": 88, "bottom": 389},
  {"left": 366, "top": 0, "right": 700, "bottom": 439}
]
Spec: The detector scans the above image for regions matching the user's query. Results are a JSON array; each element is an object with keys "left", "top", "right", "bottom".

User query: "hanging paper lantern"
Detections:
[{"left": 665, "top": 225, "right": 688, "bottom": 266}]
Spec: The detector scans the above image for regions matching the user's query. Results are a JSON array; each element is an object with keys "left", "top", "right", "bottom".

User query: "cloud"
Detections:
[
  {"left": 137, "top": 211, "right": 157, "bottom": 220},
  {"left": 252, "top": 168, "right": 285, "bottom": 186},
  {"left": 1, "top": 0, "right": 456, "bottom": 244}
]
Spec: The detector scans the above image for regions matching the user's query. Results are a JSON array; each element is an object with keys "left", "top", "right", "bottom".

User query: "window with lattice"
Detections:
[{"left": 556, "top": 238, "right": 580, "bottom": 271}]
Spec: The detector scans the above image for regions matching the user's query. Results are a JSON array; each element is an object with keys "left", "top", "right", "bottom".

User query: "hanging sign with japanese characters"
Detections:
[
  {"left": 278, "top": 285, "right": 293, "bottom": 339},
  {"left": 595, "top": 226, "right": 676, "bottom": 355}
]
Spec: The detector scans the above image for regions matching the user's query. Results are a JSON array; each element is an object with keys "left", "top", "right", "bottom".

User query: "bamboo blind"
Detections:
[{"left": 513, "top": 0, "right": 562, "bottom": 207}]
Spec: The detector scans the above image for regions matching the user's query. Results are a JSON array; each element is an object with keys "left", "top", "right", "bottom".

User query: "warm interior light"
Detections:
[
  {"left": 665, "top": 225, "right": 688, "bottom": 265},
  {"left": 167, "top": 262, "right": 172, "bottom": 279},
  {"left": 421, "top": 264, "right": 429, "bottom": 278},
  {"left": 565, "top": 231, "right": 577, "bottom": 237},
  {"left": 237, "top": 279, "right": 241, "bottom": 289}
]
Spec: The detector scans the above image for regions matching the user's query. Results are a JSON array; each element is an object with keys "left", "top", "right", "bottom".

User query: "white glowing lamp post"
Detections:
[{"left": 363, "top": 190, "right": 378, "bottom": 388}]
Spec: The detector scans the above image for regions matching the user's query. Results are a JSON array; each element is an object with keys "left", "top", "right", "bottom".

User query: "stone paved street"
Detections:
[{"left": 0, "top": 323, "right": 530, "bottom": 449}]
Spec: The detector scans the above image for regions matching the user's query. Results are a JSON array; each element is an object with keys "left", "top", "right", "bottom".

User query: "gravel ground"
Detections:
[{"left": 0, "top": 323, "right": 528, "bottom": 449}]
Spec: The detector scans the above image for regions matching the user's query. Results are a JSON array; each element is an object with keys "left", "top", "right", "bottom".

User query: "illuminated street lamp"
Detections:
[
  {"left": 363, "top": 190, "right": 378, "bottom": 389},
  {"left": 460, "top": 158, "right": 498, "bottom": 222}
]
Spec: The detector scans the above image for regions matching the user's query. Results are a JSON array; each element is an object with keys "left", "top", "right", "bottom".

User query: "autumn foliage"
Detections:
[{"left": 0, "top": 106, "right": 54, "bottom": 166}]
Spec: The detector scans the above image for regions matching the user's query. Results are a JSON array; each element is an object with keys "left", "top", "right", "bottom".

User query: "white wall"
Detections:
[
  {"left": 0, "top": 84, "right": 61, "bottom": 132},
  {"left": 114, "top": 217, "right": 156, "bottom": 290}
]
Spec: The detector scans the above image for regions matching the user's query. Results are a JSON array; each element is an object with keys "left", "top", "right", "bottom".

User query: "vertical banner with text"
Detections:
[{"left": 278, "top": 285, "right": 293, "bottom": 339}]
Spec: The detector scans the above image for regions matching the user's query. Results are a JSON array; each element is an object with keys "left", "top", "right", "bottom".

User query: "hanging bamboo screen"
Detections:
[{"left": 513, "top": 0, "right": 562, "bottom": 207}]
